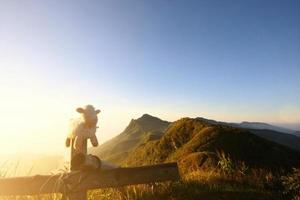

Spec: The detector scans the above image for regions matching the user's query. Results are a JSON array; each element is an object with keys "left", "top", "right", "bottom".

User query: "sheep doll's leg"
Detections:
[
  {"left": 90, "top": 134, "right": 99, "bottom": 147},
  {"left": 73, "top": 135, "right": 85, "bottom": 152}
]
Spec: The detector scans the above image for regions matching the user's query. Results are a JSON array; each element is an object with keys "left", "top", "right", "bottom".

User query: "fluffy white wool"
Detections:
[{"left": 67, "top": 105, "right": 100, "bottom": 153}]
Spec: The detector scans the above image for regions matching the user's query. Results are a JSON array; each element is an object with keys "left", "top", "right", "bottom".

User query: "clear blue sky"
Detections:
[{"left": 0, "top": 0, "right": 299, "bottom": 153}]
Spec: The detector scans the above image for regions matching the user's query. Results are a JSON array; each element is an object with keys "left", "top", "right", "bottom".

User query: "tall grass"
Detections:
[
  {"left": 282, "top": 168, "right": 300, "bottom": 200},
  {"left": 88, "top": 165, "right": 286, "bottom": 200}
]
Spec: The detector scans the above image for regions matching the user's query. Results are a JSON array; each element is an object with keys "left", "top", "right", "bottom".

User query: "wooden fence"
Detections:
[{"left": 0, "top": 162, "right": 180, "bottom": 199}]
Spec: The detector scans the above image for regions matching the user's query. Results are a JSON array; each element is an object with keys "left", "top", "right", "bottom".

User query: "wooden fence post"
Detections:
[{"left": 68, "top": 139, "right": 88, "bottom": 200}]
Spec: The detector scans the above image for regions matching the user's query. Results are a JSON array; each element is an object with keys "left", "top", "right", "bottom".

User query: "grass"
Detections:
[
  {"left": 88, "top": 151, "right": 299, "bottom": 200},
  {"left": 0, "top": 159, "right": 299, "bottom": 200},
  {"left": 88, "top": 153, "right": 293, "bottom": 200},
  {"left": 87, "top": 167, "right": 285, "bottom": 200},
  {"left": 282, "top": 168, "right": 300, "bottom": 200}
]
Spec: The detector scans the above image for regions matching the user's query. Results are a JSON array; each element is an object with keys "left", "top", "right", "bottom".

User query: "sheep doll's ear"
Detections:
[
  {"left": 76, "top": 107, "right": 85, "bottom": 113},
  {"left": 96, "top": 109, "right": 101, "bottom": 114}
]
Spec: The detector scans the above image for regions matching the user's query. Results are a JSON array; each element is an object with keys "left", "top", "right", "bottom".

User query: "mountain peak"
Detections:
[
  {"left": 135, "top": 114, "right": 169, "bottom": 124},
  {"left": 131, "top": 114, "right": 170, "bottom": 133},
  {"left": 138, "top": 113, "right": 159, "bottom": 120},
  {"left": 141, "top": 113, "right": 154, "bottom": 118},
  {"left": 120, "top": 114, "right": 170, "bottom": 136}
]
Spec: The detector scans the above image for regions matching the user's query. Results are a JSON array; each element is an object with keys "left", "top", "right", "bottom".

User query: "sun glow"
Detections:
[
  {"left": 0, "top": 0, "right": 299, "bottom": 156},
  {"left": 0, "top": 65, "right": 143, "bottom": 155}
]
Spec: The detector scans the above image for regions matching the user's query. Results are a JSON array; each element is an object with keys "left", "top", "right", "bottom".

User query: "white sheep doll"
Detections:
[{"left": 66, "top": 105, "right": 100, "bottom": 155}]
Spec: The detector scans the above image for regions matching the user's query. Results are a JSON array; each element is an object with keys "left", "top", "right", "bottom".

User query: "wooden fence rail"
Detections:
[{"left": 0, "top": 163, "right": 180, "bottom": 196}]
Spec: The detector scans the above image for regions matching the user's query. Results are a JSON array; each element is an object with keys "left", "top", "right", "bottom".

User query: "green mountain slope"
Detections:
[
  {"left": 89, "top": 114, "right": 170, "bottom": 163},
  {"left": 124, "top": 118, "right": 300, "bottom": 170},
  {"left": 197, "top": 117, "right": 300, "bottom": 151}
]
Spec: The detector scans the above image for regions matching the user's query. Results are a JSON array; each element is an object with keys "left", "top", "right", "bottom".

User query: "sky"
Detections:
[{"left": 0, "top": 0, "right": 299, "bottom": 155}]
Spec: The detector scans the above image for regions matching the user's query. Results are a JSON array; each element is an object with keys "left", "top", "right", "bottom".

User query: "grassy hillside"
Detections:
[
  {"left": 90, "top": 114, "right": 170, "bottom": 163},
  {"left": 92, "top": 115, "right": 300, "bottom": 165},
  {"left": 124, "top": 118, "right": 300, "bottom": 170}
]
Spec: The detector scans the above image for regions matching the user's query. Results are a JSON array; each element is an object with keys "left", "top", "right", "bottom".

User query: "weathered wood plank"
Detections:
[{"left": 0, "top": 163, "right": 180, "bottom": 196}]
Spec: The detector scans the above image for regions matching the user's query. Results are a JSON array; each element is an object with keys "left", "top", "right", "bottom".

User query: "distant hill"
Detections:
[
  {"left": 248, "top": 129, "right": 300, "bottom": 152},
  {"left": 0, "top": 154, "right": 64, "bottom": 176},
  {"left": 197, "top": 117, "right": 299, "bottom": 134},
  {"left": 124, "top": 118, "right": 300, "bottom": 170},
  {"left": 89, "top": 114, "right": 170, "bottom": 163},
  {"left": 235, "top": 121, "right": 297, "bottom": 135},
  {"left": 294, "top": 131, "right": 300, "bottom": 137},
  {"left": 197, "top": 117, "right": 300, "bottom": 151},
  {"left": 229, "top": 122, "right": 300, "bottom": 151}
]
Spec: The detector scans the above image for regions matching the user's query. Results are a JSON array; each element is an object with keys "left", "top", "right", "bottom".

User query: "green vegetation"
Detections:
[
  {"left": 1, "top": 115, "right": 300, "bottom": 199},
  {"left": 90, "top": 114, "right": 170, "bottom": 163},
  {"left": 282, "top": 168, "right": 300, "bottom": 199},
  {"left": 123, "top": 118, "right": 300, "bottom": 170},
  {"left": 87, "top": 163, "right": 291, "bottom": 200}
]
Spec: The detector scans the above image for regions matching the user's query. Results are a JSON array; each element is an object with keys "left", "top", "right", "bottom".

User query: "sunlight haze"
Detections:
[{"left": 0, "top": 0, "right": 299, "bottom": 155}]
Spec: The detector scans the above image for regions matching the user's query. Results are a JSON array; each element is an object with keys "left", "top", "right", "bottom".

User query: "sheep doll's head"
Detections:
[{"left": 76, "top": 105, "right": 101, "bottom": 128}]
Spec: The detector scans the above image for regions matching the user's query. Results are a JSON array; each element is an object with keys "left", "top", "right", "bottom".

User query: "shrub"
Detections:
[
  {"left": 238, "top": 161, "right": 250, "bottom": 176},
  {"left": 217, "top": 151, "right": 235, "bottom": 175},
  {"left": 282, "top": 168, "right": 300, "bottom": 200}
]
